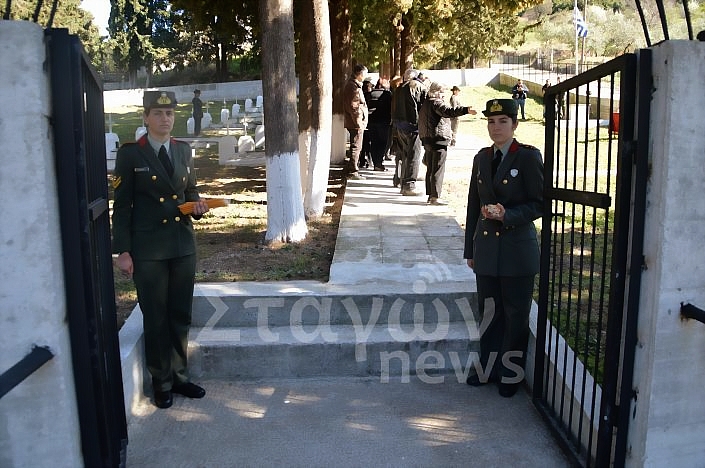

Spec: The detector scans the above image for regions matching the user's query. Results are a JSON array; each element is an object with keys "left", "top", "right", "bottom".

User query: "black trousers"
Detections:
[
  {"left": 422, "top": 140, "right": 448, "bottom": 199},
  {"left": 194, "top": 114, "right": 202, "bottom": 136},
  {"left": 398, "top": 130, "right": 422, "bottom": 189},
  {"left": 368, "top": 122, "right": 390, "bottom": 168},
  {"left": 133, "top": 254, "right": 197, "bottom": 391},
  {"left": 475, "top": 274, "right": 536, "bottom": 383}
]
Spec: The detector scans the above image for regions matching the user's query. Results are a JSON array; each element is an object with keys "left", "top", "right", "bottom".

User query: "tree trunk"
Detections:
[
  {"left": 328, "top": 0, "right": 351, "bottom": 165},
  {"left": 401, "top": 13, "right": 414, "bottom": 71},
  {"left": 297, "top": 0, "right": 333, "bottom": 220},
  {"left": 260, "top": 0, "right": 307, "bottom": 243}
]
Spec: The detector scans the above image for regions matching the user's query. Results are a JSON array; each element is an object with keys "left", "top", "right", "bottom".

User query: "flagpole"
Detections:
[
  {"left": 574, "top": 0, "right": 579, "bottom": 75},
  {"left": 580, "top": 0, "right": 584, "bottom": 70}
]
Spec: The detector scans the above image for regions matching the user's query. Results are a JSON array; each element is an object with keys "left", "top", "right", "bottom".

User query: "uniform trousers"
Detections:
[
  {"left": 475, "top": 274, "right": 536, "bottom": 383},
  {"left": 133, "top": 254, "right": 197, "bottom": 391},
  {"left": 422, "top": 140, "right": 448, "bottom": 199}
]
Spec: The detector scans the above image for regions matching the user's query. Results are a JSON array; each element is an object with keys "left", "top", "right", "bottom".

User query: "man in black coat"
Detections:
[
  {"left": 464, "top": 99, "right": 544, "bottom": 397},
  {"left": 192, "top": 89, "right": 203, "bottom": 136},
  {"left": 391, "top": 69, "right": 427, "bottom": 195},
  {"left": 112, "top": 90, "right": 210, "bottom": 409}
]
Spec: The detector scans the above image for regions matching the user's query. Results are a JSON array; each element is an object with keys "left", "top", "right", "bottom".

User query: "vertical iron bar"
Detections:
[
  {"left": 594, "top": 53, "right": 637, "bottom": 467},
  {"left": 612, "top": 48, "right": 652, "bottom": 467}
]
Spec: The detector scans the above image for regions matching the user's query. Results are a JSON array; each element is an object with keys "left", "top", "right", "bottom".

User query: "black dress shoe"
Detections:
[
  {"left": 466, "top": 374, "right": 497, "bottom": 386},
  {"left": 498, "top": 383, "right": 520, "bottom": 398},
  {"left": 172, "top": 382, "right": 206, "bottom": 399},
  {"left": 154, "top": 390, "right": 173, "bottom": 409}
]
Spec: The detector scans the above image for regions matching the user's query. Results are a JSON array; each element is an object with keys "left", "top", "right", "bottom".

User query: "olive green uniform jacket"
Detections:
[
  {"left": 111, "top": 136, "right": 200, "bottom": 259},
  {"left": 464, "top": 139, "right": 544, "bottom": 276}
]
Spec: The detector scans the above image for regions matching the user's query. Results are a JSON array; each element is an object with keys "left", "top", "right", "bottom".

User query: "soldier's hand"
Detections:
[
  {"left": 467, "top": 259, "right": 474, "bottom": 270},
  {"left": 192, "top": 200, "right": 210, "bottom": 216},
  {"left": 481, "top": 203, "right": 505, "bottom": 221},
  {"left": 116, "top": 252, "right": 134, "bottom": 278}
]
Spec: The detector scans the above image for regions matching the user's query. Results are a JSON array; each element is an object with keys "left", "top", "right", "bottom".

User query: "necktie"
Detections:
[
  {"left": 158, "top": 145, "right": 174, "bottom": 177},
  {"left": 492, "top": 149, "right": 502, "bottom": 177}
]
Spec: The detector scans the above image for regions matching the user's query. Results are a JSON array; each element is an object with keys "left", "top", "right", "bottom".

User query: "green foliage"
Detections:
[
  {"left": 1, "top": 0, "right": 103, "bottom": 67},
  {"left": 108, "top": 0, "right": 158, "bottom": 82}
]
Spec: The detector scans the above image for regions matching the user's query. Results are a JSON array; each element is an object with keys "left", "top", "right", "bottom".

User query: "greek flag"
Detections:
[{"left": 573, "top": 7, "right": 589, "bottom": 38}]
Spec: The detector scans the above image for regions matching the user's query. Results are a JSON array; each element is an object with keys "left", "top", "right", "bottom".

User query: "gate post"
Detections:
[
  {"left": 0, "top": 22, "right": 83, "bottom": 466},
  {"left": 627, "top": 41, "right": 705, "bottom": 466}
]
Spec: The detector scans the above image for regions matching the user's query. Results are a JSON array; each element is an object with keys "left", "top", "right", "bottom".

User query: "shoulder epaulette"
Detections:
[
  {"left": 519, "top": 143, "right": 540, "bottom": 151},
  {"left": 171, "top": 138, "right": 190, "bottom": 147}
]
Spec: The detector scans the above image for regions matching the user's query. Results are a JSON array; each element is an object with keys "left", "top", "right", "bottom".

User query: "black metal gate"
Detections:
[
  {"left": 47, "top": 29, "right": 127, "bottom": 467},
  {"left": 533, "top": 51, "right": 651, "bottom": 467}
]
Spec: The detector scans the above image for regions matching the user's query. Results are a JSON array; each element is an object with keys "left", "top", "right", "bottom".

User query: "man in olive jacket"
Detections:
[
  {"left": 464, "top": 99, "right": 544, "bottom": 398},
  {"left": 112, "top": 90, "right": 209, "bottom": 409}
]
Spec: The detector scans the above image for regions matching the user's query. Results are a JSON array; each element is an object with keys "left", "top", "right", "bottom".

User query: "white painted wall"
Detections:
[
  {"left": 0, "top": 21, "right": 83, "bottom": 467},
  {"left": 627, "top": 41, "right": 705, "bottom": 467}
]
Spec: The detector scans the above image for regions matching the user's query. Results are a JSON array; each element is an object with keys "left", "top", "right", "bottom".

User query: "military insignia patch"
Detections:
[
  {"left": 157, "top": 92, "right": 172, "bottom": 105},
  {"left": 490, "top": 100, "right": 503, "bottom": 113},
  {"left": 112, "top": 176, "right": 121, "bottom": 189}
]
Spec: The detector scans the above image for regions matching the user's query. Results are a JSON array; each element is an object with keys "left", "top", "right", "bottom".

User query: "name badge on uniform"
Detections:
[
  {"left": 510, "top": 169, "right": 519, "bottom": 177},
  {"left": 187, "top": 167, "right": 191, "bottom": 174},
  {"left": 134, "top": 167, "right": 150, "bottom": 172}
]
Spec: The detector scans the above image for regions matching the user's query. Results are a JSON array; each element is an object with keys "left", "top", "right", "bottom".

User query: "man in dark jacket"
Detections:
[
  {"left": 391, "top": 69, "right": 427, "bottom": 195},
  {"left": 366, "top": 79, "right": 393, "bottom": 171},
  {"left": 112, "top": 90, "right": 209, "bottom": 409},
  {"left": 192, "top": 89, "right": 203, "bottom": 136},
  {"left": 464, "top": 98, "right": 544, "bottom": 398},
  {"left": 418, "top": 82, "right": 475, "bottom": 204}
]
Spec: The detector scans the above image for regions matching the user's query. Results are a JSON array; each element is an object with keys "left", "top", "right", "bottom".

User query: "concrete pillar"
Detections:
[
  {"left": 627, "top": 41, "right": 705, "bottom": 467},
  {"left": 0, "top": 21, "right": 83, "bottom": 467}
]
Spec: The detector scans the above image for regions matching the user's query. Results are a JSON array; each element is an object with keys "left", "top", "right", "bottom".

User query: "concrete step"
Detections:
[
  {"left": 191, "top": 287, "right": 479, "bottom": 328},
  {"left": 188, "top": 321, "right": 480, "bottom": 380}
]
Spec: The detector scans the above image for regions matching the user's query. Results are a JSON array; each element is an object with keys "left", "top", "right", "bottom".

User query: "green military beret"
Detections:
[
  {"left": 482, "top": 99, "right": 518, "bottom": 117},
  {"left": 143, "top": 90, "right": 177, "bottom": 111}
]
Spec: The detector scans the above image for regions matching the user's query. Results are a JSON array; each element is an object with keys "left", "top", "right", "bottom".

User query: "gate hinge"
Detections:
[
  {"left": 623, "top": 140, "right": 637, "bottom": 160},
  {"left": 611, "top": 405, "right": 620, "bottom": 427}
]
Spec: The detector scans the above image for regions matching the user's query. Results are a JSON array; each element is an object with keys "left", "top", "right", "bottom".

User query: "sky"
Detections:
[{"left": 81, "top": 0, "right": 110, "bottom": 36}]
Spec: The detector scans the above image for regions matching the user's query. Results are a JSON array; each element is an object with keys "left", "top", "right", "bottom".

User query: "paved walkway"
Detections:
[{"left": 124, "top": 133, "right": 570, "bottom": 467}]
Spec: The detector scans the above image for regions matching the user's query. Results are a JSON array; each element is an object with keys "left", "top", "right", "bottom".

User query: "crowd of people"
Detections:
[{"left": 343, "top": 65, "right": 478, "bottom": 204}]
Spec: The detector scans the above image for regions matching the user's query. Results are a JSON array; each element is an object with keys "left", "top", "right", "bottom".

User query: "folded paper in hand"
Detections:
[{"left": 178, "top": 198, "right": 228, "bottom": 215}]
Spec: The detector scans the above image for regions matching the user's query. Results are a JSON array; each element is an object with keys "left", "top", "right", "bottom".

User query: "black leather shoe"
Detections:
[
  {"left": 172, "top": 382, "right": 206, "bottom": 399},
  {"left": 466, "top": 374, "right": 497, "bottom": 386},
  {"left": 498, "top": 383, "right": 520, "bottom": 398},
  {"left": 154, "top": 390, "right": 173, "bottom": 409}
]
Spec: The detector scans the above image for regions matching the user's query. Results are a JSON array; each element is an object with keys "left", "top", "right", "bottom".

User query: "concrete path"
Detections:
[{"left": 125, "top": 133, "right": 570, "bottom": 466}]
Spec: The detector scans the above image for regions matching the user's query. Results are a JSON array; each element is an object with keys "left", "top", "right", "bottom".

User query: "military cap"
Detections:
[
  {"left": 143, "top": 90, "right": 177, "bottom": 110},
  {"left": 482, "top": 99, "right": 518, "bottom": 117},
  {"left": 451, "top": 85, "right": 461, "bottom": 92}
]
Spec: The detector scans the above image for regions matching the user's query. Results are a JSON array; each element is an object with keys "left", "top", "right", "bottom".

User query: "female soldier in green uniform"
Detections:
[
  {"left": 464, "top": 99, "right": 544, "bottom": 397},
  {"left": 112, "top": 91, "right": 209, "bottom": 409}
]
